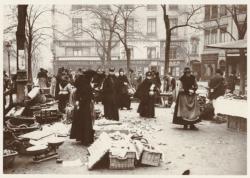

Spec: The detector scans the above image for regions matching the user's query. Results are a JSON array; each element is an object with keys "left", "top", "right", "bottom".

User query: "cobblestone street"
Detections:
[{"left": 4, "top": 103, "right": 247, "bottom": 175}]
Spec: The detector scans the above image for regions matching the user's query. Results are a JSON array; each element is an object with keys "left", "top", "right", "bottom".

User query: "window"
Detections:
[
  {"left": 204, "top": 30, "right": 210, "bottom": 45},
  {"left": 73, "top": 48, "right": 82, "bottom": 56},
  {"left": 121, "top": 48, "right": 134, "bottom": 59},
  {"left": 147, "top": 47, "right": 156, "bottom": 59},
  {"left": 169, "top": 5, "right": 178, "bottom": 10},
  {"left": 124, "top": 5, "right": 134, "bottom": 10},
  {"left": 71, "top": 5, "right": 82, "bottom": 11},
  {"left": 127, "top": 18, "right": 134, "bottom": 32},
  {"left": 128, "top": 48, "right": 134, "bottom": 59},
  {"left": 82, "top": 47, "right": 91, "bottom": 56},
  {"left": 191, "top": 40, "right": 199, "bottom": 55},
  {"left": 147, "top": 18, "right": 157, "bottom": 35},
  {"left": 147, "top": 5, "right": 157, "bottom": 10},
  {"left": 220, "top": 27, "right": 228, "bottom": 43},
  {"left": 65, "top": 48, "right": 73, "bottom": 56},
  {"left": 238, "top": 5, "right": 247, "bottom": 13},
  {"left": 169, "top": 48, "right": 177, "bottom": 59},
  {"left": 205, "top": 5, "right": 210, "bottom": 20},
  {"left": 211, "top": 29, "right": 217, "bottom": 44},
  {"left": 170, "top": 18, "right": 178, "bottom": 35},
  {"left": 82, "top": 5, "right": 95, "bottom": 9},
  {"left": 220, "top": 5, "right": 227, "bottom": 16},
  {"left": 211, "top": 5, "right": 218, "bottom": 19},
  {"left": 98, "top": 5, "right": 110, "bottom": 10},
  {"left": 72, "top": 18, "right": 82, "bottom": 36}
]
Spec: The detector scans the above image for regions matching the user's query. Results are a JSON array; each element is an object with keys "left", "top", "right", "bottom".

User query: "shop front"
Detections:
[{"left": 201, "top": 53, "right": 218, "bottom": 81}]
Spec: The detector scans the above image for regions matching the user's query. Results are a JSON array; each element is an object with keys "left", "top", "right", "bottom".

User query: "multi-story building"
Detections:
[
  {"left": 200, "top": 5, "right": 247, "bottom": 80},
  {"left": 52, "top": 4, "right": 201, "bottom": 77}
]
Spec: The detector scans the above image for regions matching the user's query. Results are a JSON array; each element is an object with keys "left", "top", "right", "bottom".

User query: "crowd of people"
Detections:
[
  {"left": 40, "top": 66, "right": 171, "bottom": 146},
  {"left": 3, "top": 65, "right": 239, "bottom": 146}
]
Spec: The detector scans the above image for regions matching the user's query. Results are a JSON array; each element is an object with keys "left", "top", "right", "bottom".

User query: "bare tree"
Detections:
[
  {"left": 72, "top": 5, "right": 120, "bottom": 67},
  {"left": 25, "top": 5, "right": 52, "bottom": 82},
  {"left": 161, "top": 5, "right": 203, "bottom": 76},
  {"left": 113, "top": 5, "right": 143, "bottom": 73},
  {"left": 4, "top": 5, "right": 53, "bottom": 83}
]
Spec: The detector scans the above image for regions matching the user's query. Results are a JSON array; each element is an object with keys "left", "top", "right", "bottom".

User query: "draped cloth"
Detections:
[
  {"left": 176, "top": 92, "right": 200, "bottom": 122},
  {"left": 173, "top": 75, "right": 201, "bottom": 125}
]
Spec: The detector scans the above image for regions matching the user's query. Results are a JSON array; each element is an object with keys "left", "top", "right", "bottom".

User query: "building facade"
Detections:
[
  {"left": 200, "top": 5, "right": 247, "bottom": 80},
  {"left": 52, "top": 5, "right": 202, "bottom": 77}
]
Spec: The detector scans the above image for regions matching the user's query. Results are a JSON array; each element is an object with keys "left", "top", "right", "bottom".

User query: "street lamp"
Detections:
[{"left": 5, "top": 41, "right": 12, "bottom": 77}]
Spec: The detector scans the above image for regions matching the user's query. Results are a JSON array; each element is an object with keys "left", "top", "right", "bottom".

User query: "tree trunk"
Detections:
[
  {"left": 27, "top": 37, "right": 33, "bottom": 83},
  {"left": 125, "top": 47, "right": 131, "bottom": 73},
  {"left": 163, "top": 11, "right": 171, "bottom": 77},
  {"left": 165, "top": 29, "right": 171, "bottom": 76},
  {"left": 106, "top": 41, "right": 112, "bottom": 68},
  {"left": 239, "top": 49, "right": 246, "bottom": 94}
]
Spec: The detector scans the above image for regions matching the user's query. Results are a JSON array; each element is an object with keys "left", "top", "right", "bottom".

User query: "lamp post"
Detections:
[{"left": 5, "top": 41, "right": 12, "bottom": 76}]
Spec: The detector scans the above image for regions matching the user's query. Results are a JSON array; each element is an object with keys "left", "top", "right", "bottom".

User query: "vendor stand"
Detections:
[
  {"left": 213, "top": 97, "right": 247, "bottom": 132},
  {"left": 206, "top": 40, "right": 247, "bottom": 133}
]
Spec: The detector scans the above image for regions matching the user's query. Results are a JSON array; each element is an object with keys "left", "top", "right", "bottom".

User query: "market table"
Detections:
[
  {"left": 158, "top": 92, "right": 173, "bottom": 107},
  {"left": 213, "top": 97, "right": 247, "bottom": 132}
]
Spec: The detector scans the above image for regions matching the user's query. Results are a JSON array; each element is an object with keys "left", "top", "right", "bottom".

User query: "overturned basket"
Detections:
[{"left": 109, "top": 152, "right": 136, "bottom": 170}]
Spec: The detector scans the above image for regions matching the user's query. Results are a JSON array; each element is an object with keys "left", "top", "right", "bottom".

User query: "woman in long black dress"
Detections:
[
  {"left": 70, "top": 70, "right": 96, "bottom": 146},
  {"left": 173, "top": 67, "right": 200, "bottom": 130},
  {"left": 102, "top": 67, "right": 119, "bottom": 121},
  {"left": 117, "top": 68, "right": 131, "bottom": 110},
  {"left": 135, "top": 71, "right": 156, "bottom": 118}
]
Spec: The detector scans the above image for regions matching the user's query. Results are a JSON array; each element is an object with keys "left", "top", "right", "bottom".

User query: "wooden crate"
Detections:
[
  {"left": 227, "top": 116, "right": 247, "bottom": 132},
  {"left": 141, "top": 149, "right": 162, "bottom": 166}
]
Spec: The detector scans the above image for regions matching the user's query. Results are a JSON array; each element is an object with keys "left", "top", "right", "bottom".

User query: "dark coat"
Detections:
[
  {"left": 102, "top": 75, "right": 119, "bottom": 120},
  {"left": 117, "top": 75, "right": 131, "bottom": 109},
  {"left": 135, "top": 78, "right": 155, "bottom": 118},
  {"left": 70, "top": 75, "right": 94, "bottom": 145},
  {"left": 173, "top": 74, "right": 200, "bottom": 125},
  {"left": 208, "top": 74, "right": 225, "bottom": 100},
  {"left": 179, "top": 74, "right": 198, "bottom": 94}
]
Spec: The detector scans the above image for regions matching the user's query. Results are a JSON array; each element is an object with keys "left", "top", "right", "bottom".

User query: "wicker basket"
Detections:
[
  {"left": 3, "top": 150, "right": 18, "bottom": 169},
  {"left": 109, "top": 152, "right": 136, "bottom": 170},
  {"left": 141, "top": 149, "right": 162, "bottom": 166}
]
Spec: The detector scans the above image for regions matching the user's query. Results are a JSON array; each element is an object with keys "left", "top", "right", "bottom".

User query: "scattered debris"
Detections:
[{"left": 182, "top": 169, "right": 190, "bottom": 175}]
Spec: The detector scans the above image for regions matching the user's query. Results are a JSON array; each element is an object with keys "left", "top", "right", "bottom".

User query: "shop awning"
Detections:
[{"left": 206, "top": 39, "right": 247, "bottom": 50}]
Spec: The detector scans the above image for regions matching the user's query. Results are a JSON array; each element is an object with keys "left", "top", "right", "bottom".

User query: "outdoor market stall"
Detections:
[
  {"left": 213, "top": 96, "right": 247, "bottom": 132},
  {"left": 206, "top": 40, "right": 247, "bottom": 132}
]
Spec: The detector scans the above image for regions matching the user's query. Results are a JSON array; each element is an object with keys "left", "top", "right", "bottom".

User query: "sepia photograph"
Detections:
[{"left": 2, "top": 2, "right": 247, "bottom": 175}]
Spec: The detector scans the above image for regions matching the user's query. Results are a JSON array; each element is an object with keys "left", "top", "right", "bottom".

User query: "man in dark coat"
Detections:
[
  {"left": 102, "top": 67, "right": 119, "bottom": 121},
  {"left": 92, "top": 68, "right": 106, "bottom": 103},
  {"left": 227, "top": 71, "right": 237, "bottom": 94},
  {"left": 117, "top": 68, "right": 131, "bottom": 110},
  {"left": 208, "top": 69, "right": 225, "bottom": 100},
  {"left": 135, "top": 71, "right": 156, "bottom": 118},
  {"left": 70, "top": 70, "right": 95, "bottom": 146}
]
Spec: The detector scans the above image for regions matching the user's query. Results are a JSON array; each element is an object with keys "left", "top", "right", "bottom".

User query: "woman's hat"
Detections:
[
  {"left": 146, "top": 71, "right": 152, "bottom": 77},
  {"left": 109, "top": 67, "right": 115, "bottom": 72},
  {"left": 119, "top": 68, "right": 124, "bottom": 73},
  {"left": 184, "top": 67, "right": 191, "bottom": 73}
]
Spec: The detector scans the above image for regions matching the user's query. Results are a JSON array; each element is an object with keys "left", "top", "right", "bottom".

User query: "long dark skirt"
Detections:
[
  {"left": 58, "top": 94, "right": 69, "bottom": 113},
  {"left": 137, "top": 96, "right": 155, "bottom": 118},
  {"left": 103, "top": 95, "right": 119, "bottom": 121},
  {"left": 173, "top": 92, "right": 201, "bottom": 125},
  {"left": 118, "top": 93, "right": 131, "bottom": 109},
  {"left": 70, "top": 102, "right": 94, "bottom": 146}
]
